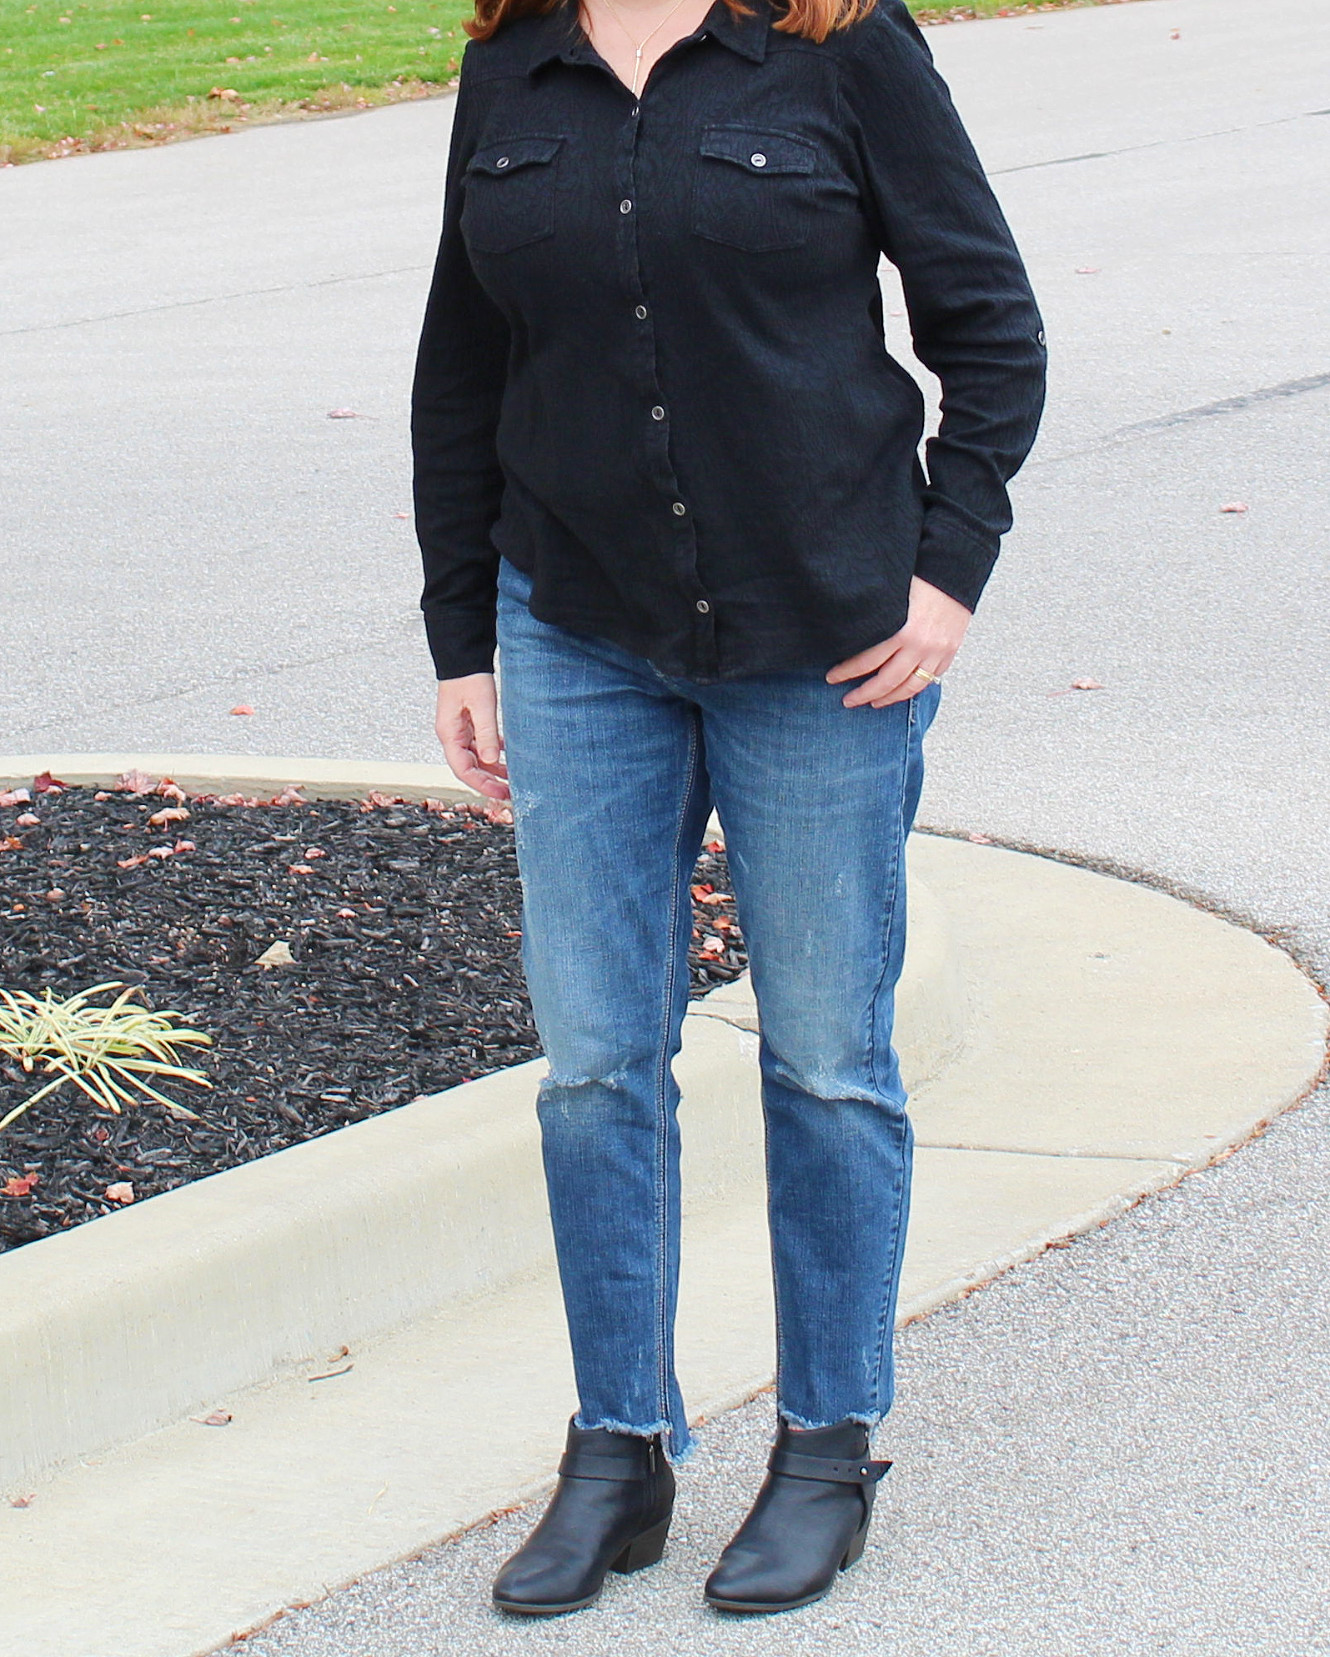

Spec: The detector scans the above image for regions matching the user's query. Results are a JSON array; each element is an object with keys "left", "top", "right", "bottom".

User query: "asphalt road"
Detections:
[{"left": 5, "top": 0, "right": 1330, "bottom": 1650}]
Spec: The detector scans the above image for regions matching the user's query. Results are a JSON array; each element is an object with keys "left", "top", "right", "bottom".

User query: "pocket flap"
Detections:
[
  {"left": 468, "top": 135, "right": 565, "bottom": 176},
  {"left": 698, "top": 127, "right": 816, "bottom": 175}
]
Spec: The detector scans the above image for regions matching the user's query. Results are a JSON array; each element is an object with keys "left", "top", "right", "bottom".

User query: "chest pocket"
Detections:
[
  {"left": 691, "top": 127, "right": 820, "bottom": 253},
  {"left": 461, "top": 135, "right": 564, "bottom": 255}
]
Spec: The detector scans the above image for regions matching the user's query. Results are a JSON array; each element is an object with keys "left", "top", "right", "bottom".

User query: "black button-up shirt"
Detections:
[{"left": 412, "top": 0, "right": 1046, "bottom": 683}]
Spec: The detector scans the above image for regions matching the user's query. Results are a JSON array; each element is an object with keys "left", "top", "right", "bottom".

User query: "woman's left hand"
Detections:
[{"left": 826, "top": 576, "right": 972, "bottom": 707}]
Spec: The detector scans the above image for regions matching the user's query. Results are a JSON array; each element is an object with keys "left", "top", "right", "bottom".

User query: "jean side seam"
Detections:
[
  {"left": 653, "top": 712, "right": 701, "bottom": 1432},
  {"left": 867, "top": 695, "right": 918, "bottom": 1410}
]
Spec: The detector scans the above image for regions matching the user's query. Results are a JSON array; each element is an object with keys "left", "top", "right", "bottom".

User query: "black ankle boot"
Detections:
[
  {"left": 491, "top": 1419, "right": 675, "bottom": 1615},
  {"left": 703, "top": 1418, "right": 890, "bottom": 1614}
]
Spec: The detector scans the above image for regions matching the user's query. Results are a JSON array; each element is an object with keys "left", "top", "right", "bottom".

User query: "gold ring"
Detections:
[{"left": 912, "top": 667, "right": 942, "bottom": 684}]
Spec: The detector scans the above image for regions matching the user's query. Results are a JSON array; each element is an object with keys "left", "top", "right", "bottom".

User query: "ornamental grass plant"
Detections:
[{"left": 0, "top": 980, "right": 212, "bottom": 1131}]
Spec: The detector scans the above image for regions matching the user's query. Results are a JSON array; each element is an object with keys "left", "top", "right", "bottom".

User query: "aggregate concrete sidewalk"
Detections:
[{"left": 3, "top": 0, "right": 1330, "bottom": 1652}]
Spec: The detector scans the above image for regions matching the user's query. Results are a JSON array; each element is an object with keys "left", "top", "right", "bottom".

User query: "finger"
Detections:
[
  {"left": 839, "top": 653, "right": 918, "bottom": 707},
  {"left": 472, "top": 705, "right": 504, "bottom": 768},
  {"left": 825, "top": 633, "right": 903, "bottom": 684},
  {"left": 870, "top": 663, "right": 946, "bottom": 709}
]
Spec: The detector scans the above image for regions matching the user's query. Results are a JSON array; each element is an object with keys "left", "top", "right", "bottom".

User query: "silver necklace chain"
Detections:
[{"left": 581, "top": 0, "right": 699, "bottom": 97}]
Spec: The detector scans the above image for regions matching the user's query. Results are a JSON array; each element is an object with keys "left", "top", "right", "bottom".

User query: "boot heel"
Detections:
[
  {"left": 611, "top": 1515, "right": 671, "bottom": 1574},
  {"left": 839, "top": 1516, "right": 870, "bottom": 1571}
]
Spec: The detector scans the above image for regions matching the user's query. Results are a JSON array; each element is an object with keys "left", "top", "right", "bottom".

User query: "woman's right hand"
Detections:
[{"left": 435, "top": 673, "right": 510, "bottom": 803}]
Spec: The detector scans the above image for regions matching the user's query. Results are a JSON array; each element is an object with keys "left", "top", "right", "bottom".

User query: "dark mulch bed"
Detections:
[{"left": 0, "top": 774, "right": 746, "bottom": 1253}]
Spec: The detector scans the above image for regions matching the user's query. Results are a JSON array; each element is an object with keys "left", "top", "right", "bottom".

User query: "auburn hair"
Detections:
[{"left": 464, "top": 0, "right": 880, "bottom": 48}]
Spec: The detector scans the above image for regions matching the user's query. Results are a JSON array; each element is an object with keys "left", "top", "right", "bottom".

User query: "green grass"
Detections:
[{"left": 0, "top": 0, "right": 1119, "bottom": 164}]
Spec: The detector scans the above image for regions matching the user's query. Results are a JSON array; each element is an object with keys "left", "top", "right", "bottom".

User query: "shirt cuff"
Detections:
[
  {"left": 424, "top": 602, "right": 497, "bottom": 682},
  {"left": 911, "top": 505, "right": 1001, "bottom": 614}
]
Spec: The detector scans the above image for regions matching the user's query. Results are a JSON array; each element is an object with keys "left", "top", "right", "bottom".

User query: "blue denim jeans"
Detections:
[{"left": 494, "top": 553, "right": 942, "bottom": 1463}]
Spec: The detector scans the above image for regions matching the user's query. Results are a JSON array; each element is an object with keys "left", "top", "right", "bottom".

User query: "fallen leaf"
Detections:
[
  {"left": 147, "top": 845, "right": 175, "bottom": 860},
  {"left": 115, "top": 768, "right": 156, "bottom": 794},
  {"left": 271, "top": 784, "right": 307, "bottom": 807},
  {"left": 117, "top": 853, "right": 151, "bottom": 869},
  {"left": 255, "top": 940, "right": 296, "bottom": 968},
  {"left": 105, "top": 1181, "right": 135, "bottom": 1203},
  {"left": 336, "top": 907, "right": 357, "bottom": 919},
  {"left": 327, "top": 407, "right": 359, "bottom": 419},
  {"left": 216, "top": 792, "right": 260, "bottom": 807},
  {"left": 94, "top": 790, "right": 111, "bottom": 801},
  {"left": 1074, "top": 266, "right": 1100, "bottom": 275},
  {"left": 15, "top": 812, "right": 39, "bottom": 827},
  {"left": 173, "top": 839, "right": 196, "bottom": 854},
  {"left": 288, "top": 863, "right": 315, "bottom": 875},
  {"left": 303, "top": 846, "right": 327, "bottom": 859},
  {"left": 229, "top": 704, "right": 255, "bottom": 717},
  {"left": 361, "top": 791, "right": 405, "bottom": 810},
  {"left": 422, "top": 798, "right": 455, "bottom": 815},
  {"left": 207, "top": 85, "right": 240, "bottom": 99},
  {"left": 1170, "top": 27, "right": 1180, "bottom": 38},
  {"left": 2, "top": 1173, "right": 40, "bottom": 1197},
  {"left": 156, "top": 779, "right": 187, "bottom": 802},
  {"left": 1070, "top": 677, "right": 1105, "bottom": 691},
  {"left": 1219, "top": 501, "right": 1249, "bottom": 514},
  {"left": 393, "top": 510, "right": 410, "bottom": 519},
  {"left": 967, "top": 831, "right": 994, "bottom": 844},
  {"left": 191, "top": 1409, "right": 233, "bottom": 1426},
  {"left": 148, "top": 806, "right": 190, "bottom": 827},
  {"left": 0, "top": 788, "right": 31, "bottom": 807},
  {"left": 9, "top": 1494, "right": 35, "bottom": 1508},
  {"left": 45, "top": 888, "right": 66, "bottom": 902},
  {"left": 32, "top": 771, "right": 67, "bottom": 793}
]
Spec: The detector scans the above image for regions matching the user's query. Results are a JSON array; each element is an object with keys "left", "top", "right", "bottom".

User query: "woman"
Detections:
[{"left": 412, "top": 0, "right": 1045, "bottom": 1618}]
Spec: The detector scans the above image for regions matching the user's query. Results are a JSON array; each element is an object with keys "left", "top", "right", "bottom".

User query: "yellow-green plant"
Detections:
[{"left": 0, "top": 981, "right": 211, "bottom": 1132}]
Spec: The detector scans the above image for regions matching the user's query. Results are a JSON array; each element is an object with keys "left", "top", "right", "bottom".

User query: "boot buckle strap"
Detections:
[
  {"left": 558, "top": 1451, "right": 652, "bottom": 1481},
  {"left": 766, "top": 1449, "right": 893, "bottom": 1485}
]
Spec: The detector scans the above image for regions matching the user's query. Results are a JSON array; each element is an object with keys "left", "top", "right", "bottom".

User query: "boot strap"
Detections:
[
  {"left": 558, "top": 1448, "right": 655, "bottom": 1482},
  {"left": 767, "top": 1449, "right": 893, "bottom": 1485}
]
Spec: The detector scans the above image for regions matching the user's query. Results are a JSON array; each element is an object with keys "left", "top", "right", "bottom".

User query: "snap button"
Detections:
[
  {"left": 620, "top": 198, "right": 633, "bottom": 213},
  {"left": 695, "top": 599, "right": 710, "bottom": 613},
  {"left": 651, "top": 405, "right": 665, "bottom": 421},
  {"left": 1037, "top": 328, "right": 1047, "bottom": 345},
  {"left": 672, "top": 501, "right": 687, "bottom": 516},
  {"left": 750, "top": 152, "right": 766, "bottom": 167},
  {"left": 495, "top": 156, "right": 510, "bottom": 168},
  {"left": 631, "top": 103, "right": 640, "bottom": 117},
  {"left": 635, "top": 304, "right": 648, "bottom": 319}
]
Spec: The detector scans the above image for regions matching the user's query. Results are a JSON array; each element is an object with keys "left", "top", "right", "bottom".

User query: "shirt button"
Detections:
[
  {"left": 620, "top": 198, "right": 633, "bottom": 214},
  {"left": 672, "top": 501, "right": 687, "bottom": 516},
  {"left": 635, "top": 304, "right": 648, "bottom": 319},
  {"left": 631, "top": 102, "right": 640, "bottom": 117},
  {"left": 695, "top": 599, "right": 711, "bottom": 613},
  {"left": 496, "top": 156, "right": 510, "bottom": 168},
  {"left": 750, "top": 152, "right": 766, "bottom": 167},
  {"left": 651, "top": 405, "right": 665, "bottom": 421}
]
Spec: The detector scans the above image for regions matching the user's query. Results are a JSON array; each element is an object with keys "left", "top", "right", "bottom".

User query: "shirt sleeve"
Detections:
[
  {"left": 411, "top": 49, "right": 512, "bottom": 680},
  {"left": 837, "top": 0, "right": 1047, "bottom": 612}
]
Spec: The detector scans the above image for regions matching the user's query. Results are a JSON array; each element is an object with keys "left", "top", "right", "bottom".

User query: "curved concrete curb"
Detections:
[
  {"left": 0, "top": 756, "right": 964, "bottom": 1490},
  {"left": 1, "top": 767, "right": 1325, "bottom": 1657}
]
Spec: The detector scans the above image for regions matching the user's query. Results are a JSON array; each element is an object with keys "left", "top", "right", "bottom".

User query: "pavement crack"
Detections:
[
  {"left": 989, "top": 105, "right": 1330, "bottom": 177},
  {"left": 0, "top": 262, "right": 434, "bottom": 338},
  {"left": 1032, "top": 368, "right": 1330, "bottom": 466}
]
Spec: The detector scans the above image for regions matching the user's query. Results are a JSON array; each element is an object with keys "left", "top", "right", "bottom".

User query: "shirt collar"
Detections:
[{"left": 526, "top": 0, "right": 769, "bottom": 79}]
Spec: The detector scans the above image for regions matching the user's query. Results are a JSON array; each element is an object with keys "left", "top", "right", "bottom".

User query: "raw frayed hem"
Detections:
[
  {"left": 777, "top": 1406, "right": 889, "bottom": 1435},
  {"left": 573, "top": 1412, "right": 698, "bottom": 1467}
]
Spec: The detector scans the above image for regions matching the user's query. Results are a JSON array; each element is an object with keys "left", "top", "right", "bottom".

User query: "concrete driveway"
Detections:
[{"left": 3, "top": 0, "right": 1329, "bottom": 1650}]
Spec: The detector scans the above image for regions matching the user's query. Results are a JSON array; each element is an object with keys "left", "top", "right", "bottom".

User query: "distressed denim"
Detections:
[{"left": 495, "top": 552, "right": 942, "bottom": 1462}]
